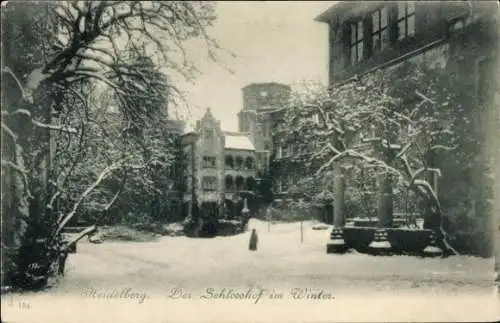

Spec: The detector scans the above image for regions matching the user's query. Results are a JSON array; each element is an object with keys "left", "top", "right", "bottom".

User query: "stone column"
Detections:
[
  {"left": 327, "top": 162, "right": 348, "bottom": 254},
  {"left": 333, "top": 163, "right": 345, "bottom": 227},
  {"left": 377, "top": 173, "right": 393, "bottom": 228}
]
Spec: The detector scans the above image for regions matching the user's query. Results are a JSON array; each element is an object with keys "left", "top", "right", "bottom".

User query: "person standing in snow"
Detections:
[{"left": 249, "top": 229, "right": 258, "bottom": 251}]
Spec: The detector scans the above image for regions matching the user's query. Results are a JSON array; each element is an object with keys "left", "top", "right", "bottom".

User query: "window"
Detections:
[
  {"left": 235, "top": 176, "right": 244, "bottom": 191},
  {"left": 372, "top": 7, "right": 389, "bottom": 53},
  {"left": 397, "top": 1, "right": 416, "bottom": 41},
  {"left": 235, "top": 156, "right": 243, "bottom": 169},
  {"left": 348, "top": 20, "right": 364, "bottom": 64},
  {"left": 245, "top": 157, "right": 254, "bottom": 170},
  {"left": 225, "top": 175, "right": 234, "bottom": 191},
  {"left": 203, "top": 156, "right": 216, "bottom": 168},
  {"left": 205, "top": 129, "right": 214, "bottom": 142},
  {"left": 225, "top": 155, "right": 234, "bottom": 168},
  {"left": 202, "top": 176, "right": 217, "bottom": 191}
]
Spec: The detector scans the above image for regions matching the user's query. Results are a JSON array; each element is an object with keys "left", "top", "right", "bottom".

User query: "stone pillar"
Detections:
[
  {"left": 327, "top": 163, "right": 348, "bottom": 254},
  {"left": 377, "top": 173, "right": 393, "bottom": 228},
  {"left": 333, "top": 163, "right": 345, "bottom": 227},
  {"left": 242, "top": 198, "right": 250, "bottom": 216}
]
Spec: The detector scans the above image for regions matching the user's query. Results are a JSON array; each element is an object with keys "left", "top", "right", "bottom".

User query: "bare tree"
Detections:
[
  {"left": 1, "top": 0, "right": 221, "bottom": 289},
  {"left": 276, "top": 63, "right": 464, "bottom": 255}
]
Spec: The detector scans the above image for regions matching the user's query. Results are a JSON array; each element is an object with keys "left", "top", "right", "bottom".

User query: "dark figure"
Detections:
[{"left": 249, "top": 229, "right": 258, "bottom": 251}]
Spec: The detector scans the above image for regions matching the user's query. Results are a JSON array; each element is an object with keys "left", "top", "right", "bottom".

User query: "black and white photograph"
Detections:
[{"left": 1, "top": 1, "right": 500, "bottom": 322}]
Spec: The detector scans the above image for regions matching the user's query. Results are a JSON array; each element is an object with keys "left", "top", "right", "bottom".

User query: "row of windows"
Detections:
[
  {"left": 225, "top": 155, "right": 254, "bottom": 169},
  {"left": 347, "top": 2, "right": 416, "bottom": 65},
  {"left": 202, "top": 176, "right": 218, "bottom": 191},
  {"left": 225, "top": 175, "right": 256, "bottom": 192},
  {"left": 202, "top": 155, "right": 255, "bottom": 169},
  {"left": 201, "top": 176, "right": 257, "bottom": 191}
]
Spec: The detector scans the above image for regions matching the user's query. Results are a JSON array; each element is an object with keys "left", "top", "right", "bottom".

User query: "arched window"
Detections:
[
  {"left": 202, "top": 176, "right": 217, "bottom": 191},
  {"left": 235, "top": 156, "right": 243, "bottom": 169},
  {"left": 245, "top": 157, "right": 254, "bottom": 170},
  {"left": 235, "top": 176, "right": 244, "bottom": 191},
  {"left": 225, "top": 175, "right": 234, "bottom": 191},
  {"left": 225, "top": 155, "right": 234, "bottom": 168},
  {"left": 246, "top": 177, "right": 256, "bottom": 191}
]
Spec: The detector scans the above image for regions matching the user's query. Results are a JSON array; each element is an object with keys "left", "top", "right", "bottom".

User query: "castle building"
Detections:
[
  {"left": 237, "top": 83, "right": 291, "bottom": 177},
  {"left": 181, "top": 108, "right": 259, "bottom": 221},
  {"left": 263, "top": 1, "right": 498, "bottom": 226}
]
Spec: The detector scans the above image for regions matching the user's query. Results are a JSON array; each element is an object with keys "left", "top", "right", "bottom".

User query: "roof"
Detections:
[
  {"left": 223, "top": 132, "right": 255, "bottom": 151},
  {"left": 315, "top": 2, "right": 386, "bottom": 23},
  {"left": 314, "top": 2, "right": 344, "bottom": 23}
]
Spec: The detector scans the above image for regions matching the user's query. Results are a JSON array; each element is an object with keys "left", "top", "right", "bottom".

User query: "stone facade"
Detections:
[
  {"left": 315, "top": 1, "right": 498, "bottom": 232},
  {"left": 315, "top": 1, "right": 498, "bottom": 85},
  {"left": 181, "top": 108, "right": 259, "bottom": 220},
  {"left": 262, "top": 1, "right": 499, "bottom": 226}
]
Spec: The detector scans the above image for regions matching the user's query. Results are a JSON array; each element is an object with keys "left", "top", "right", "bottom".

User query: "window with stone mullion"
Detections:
[
  {"left": 372, "top": 7, "right": 389, "bottom": 53},
  {"left": 397, "top": 1, "right": 416, "bottom": 41},
  {"left": 349, "top": 20, "right": 364, "bottom": 64}
]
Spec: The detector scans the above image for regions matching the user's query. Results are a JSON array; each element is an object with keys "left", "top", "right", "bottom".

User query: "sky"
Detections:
[{"left": 172, "top": 1, "right": 336, "bottom": 132}]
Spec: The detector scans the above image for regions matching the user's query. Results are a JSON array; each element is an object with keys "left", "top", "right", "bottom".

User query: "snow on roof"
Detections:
[{"left": 224, "top": 132, "right": 255, "bottom": 151}]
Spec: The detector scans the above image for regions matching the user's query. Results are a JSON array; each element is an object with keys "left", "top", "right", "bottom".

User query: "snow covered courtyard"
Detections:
[{"left": 3, "top": 219, "right": 499, "bottom": 323}]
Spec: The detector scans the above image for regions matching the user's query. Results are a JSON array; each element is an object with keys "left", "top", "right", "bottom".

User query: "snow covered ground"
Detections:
[{"left": 3, "top": 219, "right": 499, "bottom": 323}]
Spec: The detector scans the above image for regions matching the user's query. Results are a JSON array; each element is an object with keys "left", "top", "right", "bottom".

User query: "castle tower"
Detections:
[{"left": 237, "top": 83, "right": 291, "bottom": 172}]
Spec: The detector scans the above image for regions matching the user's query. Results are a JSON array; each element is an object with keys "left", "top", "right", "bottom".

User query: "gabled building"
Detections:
[{"left": 181, "top": 108, "right": 259, "bottom": 222}]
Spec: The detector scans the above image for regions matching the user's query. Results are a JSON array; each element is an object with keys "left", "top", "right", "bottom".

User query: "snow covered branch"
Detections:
[
  {"left": 31, "top": 120, "right": 78, "bottom": 134},
  {"left": 5, "top": 109, "right": 78, "bottom": 134},
  {"left": 316, "top": 148, "right": 401, "bottom": 177},
  {"left": 63, "top": 170, "right": 127, "bottom": 250},
  {"left": 409, "top": 167, "right": 441, "bottom": 188},
  {"left": 55, "top": 160, "right": 145, "bottom": 235},
  {"left": 415, "top": 90, "right": 437, "bottom": 105},
  {"left": 430, "top": 144, "right": 458, "bottom": 152}
]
